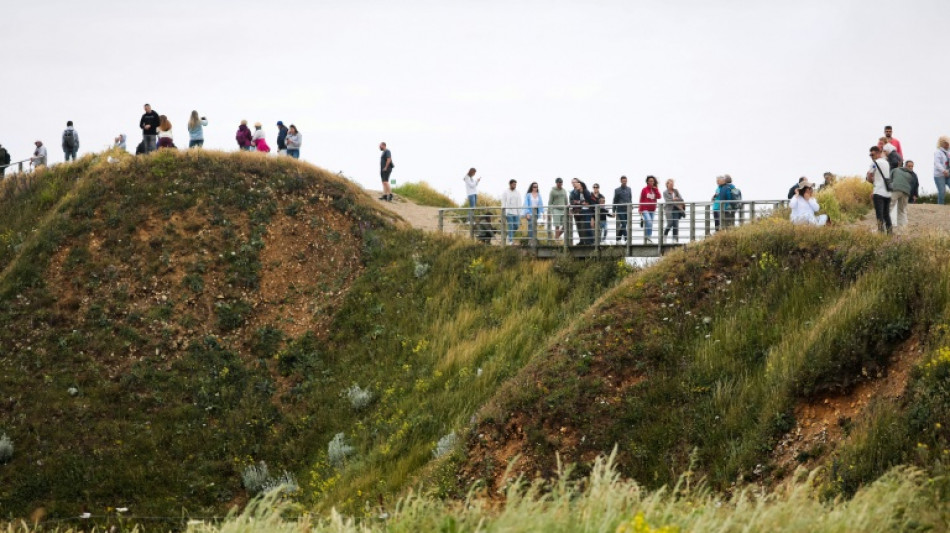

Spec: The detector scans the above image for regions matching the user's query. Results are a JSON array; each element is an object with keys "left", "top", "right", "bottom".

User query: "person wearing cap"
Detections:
[
  {"left": 251, "top": 122, "right": 270, "bottom": 152},
  {"left": 187, "top": 111, "right": 208, "bottom": 148},
  {"left": 31, "top": 140, "right": 48, "bottom": 168},
  {"left": 789, "top": 182, "right": 828, "bottom": 226},
  {"left": 590, "top": 183, "right": 609, "bottom": 242},
  {"left": 884, "top": 126, "right": 903, "bottom": 158},
  {"left": 501, "top": 179, "right": 523, "bottom": 244},
  {"left": 548, "top": 178, "right": 569, "bottom": 240},
  {"left": 276, "top": 121, "right": 289, "bottom": 155},
  {"left": 62, "top": 121, "right": 79, "bottom": 161},
  {"left": 139, "top": 104, "right": 160, "bottom": 154},
  {"left": 612, "top": 175, "right": 632, "bottom": 243}
]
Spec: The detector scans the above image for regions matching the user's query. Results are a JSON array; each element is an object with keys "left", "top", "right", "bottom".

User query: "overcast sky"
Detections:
[{"left": 2, "top": 0, "right": 946, "bottom": 202}]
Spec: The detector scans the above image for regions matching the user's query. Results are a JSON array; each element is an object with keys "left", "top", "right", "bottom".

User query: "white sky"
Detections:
[{"left": 2, "top": 0, "right": 947, "bottom": 202}]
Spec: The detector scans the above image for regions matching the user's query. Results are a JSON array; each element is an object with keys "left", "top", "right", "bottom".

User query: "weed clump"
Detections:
[
  {"left": 345, "top": 384, "right": 373, "bottom": 411},
  {"left": 391, "top": 182, "right": 457, "bottom": 208},
  {"left": 241, "top": 461, "right": 298, "bottom": 495},
  {"left": 0, "top": 433, "right": 12, "bottom": 463},
  {"left": 328, "top": 433, "right": 354, "bottom": 467},
  {"left": 433, "top": 431, "right": 457, "bottom": 458}
]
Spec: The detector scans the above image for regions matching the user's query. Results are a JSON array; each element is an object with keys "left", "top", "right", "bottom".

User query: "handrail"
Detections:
[
  {"left": 436, "top": 200, "right": 789, "bottom": 256},
  {"left": 0, "top": 158, "right": 34, "bottom": 175}
]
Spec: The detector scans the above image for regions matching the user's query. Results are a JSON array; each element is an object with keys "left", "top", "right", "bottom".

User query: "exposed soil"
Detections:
[
  {"left": 855, "top": 203, "right": 950, "bottom": 234},
  {"left": 368, "top": 190, "right": 443, "bottom": 232}
]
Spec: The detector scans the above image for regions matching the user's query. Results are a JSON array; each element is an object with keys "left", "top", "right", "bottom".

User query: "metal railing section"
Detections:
[{"left": 0, "top": 159, "right": 33, "bottom": 177}]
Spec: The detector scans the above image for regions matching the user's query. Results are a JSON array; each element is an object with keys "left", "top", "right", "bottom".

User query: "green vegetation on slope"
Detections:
[
  {"left": 459, "top": 220, "right": 950, "bottom": 499},
  {"left": 390, "top": 181, "right": 457, "bottom": 208}
]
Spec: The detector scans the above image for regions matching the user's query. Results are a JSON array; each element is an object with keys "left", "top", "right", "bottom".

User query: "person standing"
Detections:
[
  {"left": 463, "top": 168, "right": 480, "bottom": 223},
  {"left": 904, "top": 161, "right": 920, "bottom": 203},
  {"left": 62, "top": 121, "right": 79, "bottom": 161},
  {"left": 548, "top": 177, "right": 569, "bottom": 240},
  {"left": 379, "top": 142, "right": 394, "bottom": 201},
  {"left": 501, "top": 179, "right": 523, "bottom": 244},
  {"left": 31, "top": 140, "right": 47, "bottom": 168},
  {"left": 935, "top": 136, "right": 950, "bottom": 205},
  {"left": 883, "top": 143, "right": 902, "bottom": 171},
  {"left": 663, "top": 179, "right": 685, "bottom": 241},
  {"left": 869, "top": 145, "right": 892, "bottom": 234},
  {"left": 884, "top": 125, "right": 903, "bottom": 158},
  {"left": 711, "top": 176, "right": 724, "bottom": 231},
  {"left": 612, "top": 175, "right": 632, "bottom": 242},
  {"left": 639, "top": 175, "right": 660, "bottom": 242},
  {"left": 236, "top": 120, "right": 253, "bottom": 151},
  {"left": 523, "top": 182, "right": 544, "bottom": 243},
  {"left": 187, "top": 111, "right": 208, "bottom": 148},
  {"left": 139, "top": 103, "right": 160, "bottom": 154},
  {"left": 569, "top": 178, "right": 594, "bottom": 245},
  {"left": 285, "top": 125, "right": 301, "bottom": 159},
  {"left": 889, "top": 162, "right": 916, "bottom": 229},
  {"left": 590, "top": 183, "right": 609, "bottom": 242},
  {"left": 0, "top": 143, "right": 10, "bottom": 177},
  {"left": 276, "top": 121, "right": 288, "bottom": 155},
  {"left": 252, "top": 122, "right": 270, "bottom": 152},
  {"left": 114, "top": 133, "right": 127, "bottom": 151},
  {"left": 157, "top": 115, "right": 175, "bottom": 148}
]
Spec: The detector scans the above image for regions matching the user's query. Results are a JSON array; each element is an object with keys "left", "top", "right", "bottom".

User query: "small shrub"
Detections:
[
  {"left": 215, "top": 300, "right": 251, "bottom": 331},
  {"left": 392, "top": 182, "right": 457, "bottom": 208},
  {"left": 414, "top": 259, "right": 431, "bottom": 279},
  {"left": 433, "top": 431, "right": 457, "bottom": 458},
  {"left": 814, "top": 189, "right": 842, "bottom": 223},
  {"left": 829, "top": 177, "right": 872, "bottom": 221},
  {"left": 345, "top": 384, "right": 373, "bottom": 411},
  {"left": 0, "top": 434, "right": 12, "bottom": 463},
  {"left": 242, "top": 461, "right": 270, "bottom": 494},
  {"left": 328, "top": 433, "right": 354, "bottom": 467}
]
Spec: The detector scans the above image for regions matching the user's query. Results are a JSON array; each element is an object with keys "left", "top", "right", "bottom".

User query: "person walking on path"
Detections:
[
  {"left": 548, "top": 177, "right": 569, "bottom": 240},
  {"left": 523, "top": 181, "right": 545, "bottom": 243},
  {"left": 935, "top": 136, "right": 950, "bottom": 205},
  {"left": 885, "top": 125, "right": 903, "bottom": 158},
  {"left": 252, "top": 122, "right": 270, "bottom": 152},
  {"left": 0, "top": 143, "right": 10, "bottom": 177},
  {"left": 569, "top": 178, "right": 594, "bottom": 245},
  {"left": 869, "top": 145, "right": 892, "bottom": 234},
  {"left": 789, "top": 183, "right": 828, "bottom": 226},
  {"left": 285, "top": 125, "right": 301, "bottom": 159},
  {"left": 62, "top": 121, "right": 79, "bottom": 161},
  {"left": 501, "top": 179, "right": 523, "bottom": 244},
  {"left": 276, "top": 121, "right": 288, "bottom": 155},
  {"left": 379, "top": 142, "right": 394, "bottom": 201},
  {"left": 612, "top": 175, "right": 632, "bottom": 242},
  {"left": 590, "top": 183, "right": 609, "bottom": 242},
  {"left": 663, "top": 179, "right": 685, "bottom": 241},
  {"left": 890, "top": 163, "right": 916, "bottom": 229},
  {"left": 140, "top": 104, "right": 160, "bottom": 154},
  {"left": 31, "top": 140, "right": 47, "bottom": 168},
  {"left": 157, "top": 115, "right": 175, "bottom": 149},
  {"left": 187, "top": 111, "right": 208, "bottom": 148},
  {"left": 639, "top": 175, "right": 660, "bottom": 242},
  {"left": 236, "top": 120, "right": 253, "bottom": 151}
]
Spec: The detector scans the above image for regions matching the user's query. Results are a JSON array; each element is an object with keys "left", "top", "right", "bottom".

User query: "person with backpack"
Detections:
[
  {"left": 62, "top": 121, "right": 80, "bottom": 161},
  {"left": 187, "top": 111, "right": 208, "bottom": 148},
  {"left": 714, "top": 175, "right": 739, "bottom": 228},
  {"left": 139, "top": 103, "right": 161, "bottom": 154},
  {"left": 935, "top": 136, "right": 950, "bottom": 205},
  {"left": 869, "top": 145, "right": 892, "bottom": 234},
  {"left": 276, "top": 121, "right": 289, "bottom": 155},
  {"left": 890, "top": 162, "right": 917, "bottom": 229},
  {"left": 236, "top": 120, "right": 253, "bottom": 151},
  {"left": 883, "top": 143, "right": 902, "bottom": 172},
  {"left": 0, "top": 143, "right": 10, "bottom": 177}
]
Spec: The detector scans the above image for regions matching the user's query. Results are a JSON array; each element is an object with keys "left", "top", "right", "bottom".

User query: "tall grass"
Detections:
[{"left": 391, "top": 181, "right": 457, "bottom": 208}]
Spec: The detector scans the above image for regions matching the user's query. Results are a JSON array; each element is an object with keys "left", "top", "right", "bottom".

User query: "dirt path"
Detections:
[
  {"left": 366, "top": 190, "right": 445, "bottom": 232},
  {"left": 855, "top": 203, "right": 950, "bottom": 234}
]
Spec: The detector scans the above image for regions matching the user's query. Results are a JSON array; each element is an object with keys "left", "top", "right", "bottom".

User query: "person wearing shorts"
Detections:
[{"left": 379, "top": 142, "right": 393, "bottom": 201}]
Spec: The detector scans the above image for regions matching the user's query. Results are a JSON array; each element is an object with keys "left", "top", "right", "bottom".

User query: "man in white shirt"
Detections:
[
  {"left": 501, "top": 179, "right": 523, "bottom": 244},
  {"left": 869, "top": 145, "right": 892, "bottom": 234}
]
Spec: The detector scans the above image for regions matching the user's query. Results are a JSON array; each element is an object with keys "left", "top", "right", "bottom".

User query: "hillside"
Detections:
[{"left": 0, "top": 150, "right": 625, "bottom": 522}]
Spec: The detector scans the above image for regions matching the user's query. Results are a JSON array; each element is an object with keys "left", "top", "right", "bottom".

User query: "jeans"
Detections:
[
  {"left": 143, "top": 135, "right": 157, "bottom": 153},
  {"left": 873, "top": 194, "right": 892, "bottom": 233},
  {"left": 467, "top": 194, "right": 477, "bottom": 222},
  {"left": 935, "top": 176, "right": 950, "bottom": 205},
  {"left": 287, "top": 149, "right": 300, "bottom": 159},
  {"left": 64, "top": 149, "right": 77, "bottom": 161},
  {"left": 616, "top": 211, "right": 628, "bottom": 240},
  {"left": 600, "top": 219, "right": 607, "bottom": 241},
  {"left": 664, "top": 211, "right": 681, "bottom": 238},
  {"left": 189, "top": 139, "right": 204, "bottom": 148},
  {"left": 505, "top": 214, "right": 519, "bottom": 243},
  {"left": 642, "top": 211, "right": 654, "bottom": 238},
  {"left": 573, "top": 213, "right": 592, "bottom": 244}
]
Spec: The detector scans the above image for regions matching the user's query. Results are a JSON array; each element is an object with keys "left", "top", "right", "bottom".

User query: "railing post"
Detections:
[
  {"left": 658, "top": 208, "right": 664, "bottom": 252},
  {"left": 704, "top": 205, "right": 711, "bottom": 236},
  {"left": 625, "top": 204, "right": 632, "bottom": 256},
  {"left": 594, "top": 204, "right": 601, "bottom": 250},
  {"left": 749, "top": 202, "right": 756, "bottom": 223},
  {"left": 438, "top": 210, "right": 444, "bottom": 233},
  {"left": 469, "top": 208, "right": 476, "bottom": 240},
  {"left": 566, "top": 208, "right": 574, "bottom": 247},
  {"left": 501, "top": 208, "right": 507, "bottom": 246},
  {"left": 690, "top": 203, "right": 696, "bottom": 242}
]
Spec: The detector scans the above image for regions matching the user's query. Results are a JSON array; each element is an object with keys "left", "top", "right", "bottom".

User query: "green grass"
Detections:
[{"left": 391, "top": 181, "right": 457, "bottom": 208}]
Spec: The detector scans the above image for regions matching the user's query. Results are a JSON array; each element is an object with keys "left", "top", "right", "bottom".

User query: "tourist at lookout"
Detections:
[
  {"left": 31, "top": 140, "right": 47, "bottom": 168},
  {"left": 639, "top": 175, "right": 660, "bottom": 242},
  {"left": 157, "top": 115, "right": 175, "bottom": 149},
  {"left": 379, "top": 142, "right": 394, "bottom": 202},
  {"left": 885, "top": 125, "right": 903, "bottom": 158},
  {"left": 276, "top": 121, "right": 288, "bottom": 155},
  {"left": 548, "top": 177, "right": 568, "bottom": 240},
  {"left": 935, "top": 136, "right": 950, "bottom": 205},
  {"left": 612, "top": 175, "right": 632, "bottom": 243},
  {"left": 464, "top": 168, "right": 480, "bottom": 208},
  {"left": 788, "top": 177, "right": 807, "bottom": 199},
  {"left": 140, "top": 103, "right": 160, "bottom": 154},
  {"left": 869, "top": 145, "right": 892, "bottom": 234},
  {"left": 187, "top": 111, "right": 208, "bottom": 148},
  {"left": 884, "top": 143, "right": 902, "bottom": 171},
  {"left": 663, "top": 179, "right": 685, "bottom": 241},
  {"left": 590, "top": 183, "right": 609, "bottom": 241},
  {"left": 904, "top": 161, "right": 920, "bottom": 203},
  {"left": 890, "top": 163, "right": 917, "bottom": 229},
  {"left": 252, "top": 122, "right": 270, "bottom": 152},
  {"left": 501, "top": 179, "right": 522, "bottom": 244},
  {"left": 285, "top": 125, "right": 301, "bottom": 159},
  {"left": 236, "top": 120, "right": 253, "bottom": 151},
  {"left": 114, "top": 133, "right": 127, "bottom": 151},
  {"left": 569, "top": 178, "right": 594, "bottom": 245},
  {"left": 788, "top": 182, "right": 828, "bottom": 226},
  {"left": 62, "top": 121, "right": 79, "bottom": 161},
  {"left": 523, "top": 181, "right": 545, "bottom": 242},
  {"left": 0, "top": 143, "right": 10, "bottom": 177}
]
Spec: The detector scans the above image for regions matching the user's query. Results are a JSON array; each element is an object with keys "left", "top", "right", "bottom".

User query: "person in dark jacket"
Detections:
[
  {"left": 236, "top": 120, "right": 253, "bottom": 150},
  {"left": 788, "top": 177, "right": 807, "bottom": 199},
  {"left": 884, "top": 144, "right": 902, "bottom": 172},
  {"left": 569, "top": 178, "right": 594, "bottom": 245},
  {"left": 0, "top": 143, "right": 10, "bottom": 177},
  {"left": 612, "top": 175, "right": 632, "bottom": 242},
  {"left": 139, "top": 104, "right": 160, "bottom": 154},
  {"left": 905, "top": 161, "right": 920, "bottom": 203},
  {"left": 591, "top": 183, "right": 609, "bottom": 241},
  {"left": 276, "top": 121, "right": 288, "bottom": 155},
  {"left": 62, "top": 121, "right": 80, "bottom": 161}
]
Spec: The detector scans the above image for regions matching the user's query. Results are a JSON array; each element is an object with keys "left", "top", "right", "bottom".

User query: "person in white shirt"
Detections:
[
  {"left": 501, "top": 179, "right": 523, "bottom": 244},
  {"left": 868, "top": 145, "right": 892, "bottom": 234},
  {"left": 31, "top": 140, "right": 47, "bottom": 168},
  {"left": 788, "top": 182, "right": 828, "bottom": 226},
  {"left": 463, "top": 167, "right": 480, "bottom": 222}
]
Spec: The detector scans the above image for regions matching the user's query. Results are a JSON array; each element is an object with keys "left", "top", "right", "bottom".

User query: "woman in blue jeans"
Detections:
[{"left": 935, "top": 136, "right": 950, "bottom": 204}]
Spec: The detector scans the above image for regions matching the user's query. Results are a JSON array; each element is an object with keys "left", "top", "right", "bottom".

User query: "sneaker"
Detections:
[{"left": 378, "top": 195, "right": 388, "bottom": 200}]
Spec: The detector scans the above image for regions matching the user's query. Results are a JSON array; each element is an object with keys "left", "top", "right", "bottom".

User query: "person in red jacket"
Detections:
[{"left": 639, "top": 175, "right": 660, "bottom": 242}]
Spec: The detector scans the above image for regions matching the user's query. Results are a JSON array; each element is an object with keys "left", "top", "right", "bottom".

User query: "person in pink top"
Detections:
[
  {"left": 885, "top": 125, "right": 903, "bottom": 158},
  {"left": 639, "top": 175, "right": 660, "bottom": 241}
]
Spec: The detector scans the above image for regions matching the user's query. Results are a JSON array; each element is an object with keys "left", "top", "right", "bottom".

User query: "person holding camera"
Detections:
[
  {"left": 789, "top": 181, "right": 828, "bottom": 226},
  {"left": 187, "top": 111, "right": 208, "bottom": 148}
]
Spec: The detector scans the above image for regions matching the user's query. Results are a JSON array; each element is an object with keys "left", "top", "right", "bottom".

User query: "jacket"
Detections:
[
  {"left": 936, "top": 149, "right": 950, "bottom": 178},
  {"left": 613, "top": 185, "right": 632, "bottom": 205},
  {"left": 140, "top": 111, "right": 160, "bottom": 136},
  {"left": 569, "top": 187, "right": 593, "bottom": 213},
  {"left": 285, "top": 132, "right": 301, "bottom": 150},
  {"left": 236, "top": 125, "right": 253, "bottom": 148},
  {"left": 889, "top": 167, "right": 917, "bottom": 196},
  {"left": 523, "top": 192, "right": 545, "bottom": 217},
  {"left": 276, "top": 125, "right": 288, "bottom": 150},
  {"left": 639, "top": 186, "right": 660, "bottom": 212},
  {"left": 188, "top": 118, "right": 208, "bottom": 141}
]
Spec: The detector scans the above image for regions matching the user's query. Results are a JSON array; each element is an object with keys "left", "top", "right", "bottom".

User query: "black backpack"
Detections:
[{"left": 63, "top": 129, "right": 77, "bottom": 149}]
